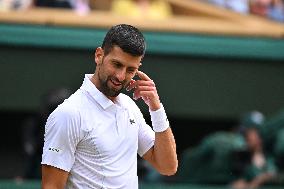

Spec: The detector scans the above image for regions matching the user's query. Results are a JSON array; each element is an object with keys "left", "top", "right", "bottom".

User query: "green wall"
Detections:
[{"left": 1, "top": 23, "right": 284, "bottom": 119}]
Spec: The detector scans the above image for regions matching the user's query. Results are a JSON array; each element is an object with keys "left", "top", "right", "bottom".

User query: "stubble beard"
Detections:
[{"left": 98, "top": 72, "right": 125, "bottom": 98}]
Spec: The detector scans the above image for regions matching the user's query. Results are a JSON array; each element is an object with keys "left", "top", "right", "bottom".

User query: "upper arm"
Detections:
[
  {"left": 42, "top": 164, "right": 69, "bottom": 189},
  {"left": 128, "top": 99, "right": 155, "bottom": 157},
  {"left": 42, "top": 106, "right": 83, "bottom": 173}
]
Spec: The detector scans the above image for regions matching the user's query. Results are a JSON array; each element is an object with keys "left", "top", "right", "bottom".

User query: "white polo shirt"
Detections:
[{"left": 42, "top": 74, "right": 156, "bottom": 189}]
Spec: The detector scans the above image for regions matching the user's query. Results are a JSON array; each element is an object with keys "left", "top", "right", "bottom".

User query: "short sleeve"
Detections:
[
  {"left": 41, "top": 105, "right": 83, "bottom": 172},
  {"left": 134, "top": 105, "right": 155, "bottom": 157}
]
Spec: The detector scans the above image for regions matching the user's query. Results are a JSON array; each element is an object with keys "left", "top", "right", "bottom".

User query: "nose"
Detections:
[{"left": 115, "top": 68, "right": 126, "bottom": 82}]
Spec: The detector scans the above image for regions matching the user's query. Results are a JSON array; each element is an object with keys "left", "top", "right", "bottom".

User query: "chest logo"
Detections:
[{"left": 130, "top": 119, "right": 135, "bottom": 125}]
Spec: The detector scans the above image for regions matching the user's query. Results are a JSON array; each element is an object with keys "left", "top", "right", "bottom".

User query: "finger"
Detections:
[
  {"left": 133, "top": 90, "right": 157, "bottom": 101},
  {"left": 126, "top": 79, "right": 136, "bottom": 91},
  {"left": 134, "top": 86, "right": 156, "bottom": 95},
  {"left": 127, "top": 80, "right": 155, "bottom": 91},
  {"left": 137, "top": 71, "right": 151, "bottom": 81},
  {"left": 136, "top": 80, "right": 155, "bottom": 87}
]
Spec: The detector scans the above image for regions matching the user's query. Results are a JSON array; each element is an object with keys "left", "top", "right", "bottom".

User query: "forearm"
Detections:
[
  {"left": 131, "top": 72, "right": 178, "bottom": 175},
  {"left": 42, "top": 165, "right": 68, "bottom": 189},
  {"left": 153, "top": 127, "right": 178, "bottom": 175},
  {"left": 150, "top": 105, "right": 178, "bottom": 175}
]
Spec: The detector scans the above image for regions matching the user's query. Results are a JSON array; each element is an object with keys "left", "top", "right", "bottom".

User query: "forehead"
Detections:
[{"left": 105, "top": 46, "right": 142, "bottom": 68}]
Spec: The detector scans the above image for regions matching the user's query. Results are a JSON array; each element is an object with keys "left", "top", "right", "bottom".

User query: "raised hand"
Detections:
[{"left": 126, "top": 71, "right": 161, "bottom": 111}]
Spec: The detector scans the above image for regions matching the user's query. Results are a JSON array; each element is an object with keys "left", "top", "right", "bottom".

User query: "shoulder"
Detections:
[
  {"left": 51, "top": 89, "right": 87, "bottom": 118},
  {"left": 53, "top": 103, "right": 80, "bottom": 119},
  {"left": 44, "top": 103, "right": 84, "bottom": 141},
  {"left": 46, "top": 98, "right": 82, "bottom": 130}
]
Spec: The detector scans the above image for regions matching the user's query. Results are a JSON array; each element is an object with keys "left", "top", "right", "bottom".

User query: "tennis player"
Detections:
[{"left": 41, "top": 24, "right": 178, "bottom": 189}]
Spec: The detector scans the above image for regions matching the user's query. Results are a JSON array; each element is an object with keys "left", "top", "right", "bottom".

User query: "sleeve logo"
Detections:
[{"left": 48, "top": 147, "right": 62, "bottom": 154}]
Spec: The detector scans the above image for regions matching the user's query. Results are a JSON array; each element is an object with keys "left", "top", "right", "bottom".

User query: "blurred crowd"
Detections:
[
  {"left": 0, "top": 0, "right": 283, "bottom": 22},
  {"left": 177, "top": 110, "right": 284, "bottom": 188},
  {"left": 204, "top": 0, "right": 284, "bottom": 22},
  {"left": 0, "top": 0, "right": 172, "bottom": 19}
]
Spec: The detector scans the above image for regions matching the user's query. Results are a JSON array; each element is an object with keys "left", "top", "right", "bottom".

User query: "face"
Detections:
[
  {"left": 245, "top": 128, "right": 262, "bottom": 151},
  {"left": 93, "top": 46, "right": 142, "bottom": 100}
]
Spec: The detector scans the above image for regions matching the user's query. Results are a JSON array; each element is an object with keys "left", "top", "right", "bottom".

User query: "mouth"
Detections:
[{"left": 109, "top": 78, "right": 123, "bottom": 89}]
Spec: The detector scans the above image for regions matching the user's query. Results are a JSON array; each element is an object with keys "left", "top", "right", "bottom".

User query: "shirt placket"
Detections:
[{"left": 115, "top": 106, "right": 127, "bottom": 136}]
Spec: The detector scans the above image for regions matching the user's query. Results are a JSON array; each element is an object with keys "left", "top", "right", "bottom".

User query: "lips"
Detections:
[
  {"left": 110, "top": 78, "right": 122, "bottom": 86},
  {"left": 109, "top": 78, "right": 123, "bottom": 90}
]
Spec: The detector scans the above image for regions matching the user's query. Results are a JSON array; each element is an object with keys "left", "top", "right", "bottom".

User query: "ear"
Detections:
[{"left": 95, "top": 47, "right": 104, "bottom": 65}]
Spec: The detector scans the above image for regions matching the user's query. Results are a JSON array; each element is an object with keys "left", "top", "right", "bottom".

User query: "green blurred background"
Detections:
[{"left": 1, "top": 21, "right": 284, "bottom": 188}]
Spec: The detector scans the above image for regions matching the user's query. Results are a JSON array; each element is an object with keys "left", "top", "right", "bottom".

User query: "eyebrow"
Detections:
[{"left": 111, "top": 58, "right": 140, "bottom": 70}]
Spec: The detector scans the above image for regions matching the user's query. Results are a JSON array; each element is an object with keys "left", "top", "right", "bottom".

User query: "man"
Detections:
[
  {"left": 205, "top": 0, "right": 249, "bottom": 14},
  {"left": 41, "top": 24, "right": 178, "bottom": 189},
  {"left": 231, "top": 127, "right": 277, "bottom": 189}
]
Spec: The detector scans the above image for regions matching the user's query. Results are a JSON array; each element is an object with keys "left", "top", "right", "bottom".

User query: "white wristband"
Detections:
[{"left": 149, "top": 104, "right": 170, "bottom": 132}]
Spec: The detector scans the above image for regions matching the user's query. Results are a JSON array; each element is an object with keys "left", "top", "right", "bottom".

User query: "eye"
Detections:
[
  {"left": 112, "top": 61, "right": 122, "bottom": 68},
  {"left": 127, "top": 69, "right": 135, "bottom": 73},
  {"left": 127, "top": 68, "right": 136, "bottom": 74}
]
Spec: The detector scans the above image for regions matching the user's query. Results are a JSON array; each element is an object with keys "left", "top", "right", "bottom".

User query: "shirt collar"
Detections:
[{"left": 80, "top": 74, "right": 115, "bottom": 110}]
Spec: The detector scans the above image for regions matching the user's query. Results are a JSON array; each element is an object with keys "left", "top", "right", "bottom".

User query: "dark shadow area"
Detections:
[{"left": 0, "top": 110, "right": 237, "bottom": 179}]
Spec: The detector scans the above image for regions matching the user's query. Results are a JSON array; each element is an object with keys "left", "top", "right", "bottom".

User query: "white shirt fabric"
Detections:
[{"left": 42, "top": 74, "right": 157, "bottom": 189}]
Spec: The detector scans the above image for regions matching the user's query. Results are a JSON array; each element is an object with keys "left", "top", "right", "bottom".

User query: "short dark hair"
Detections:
[{"left": 102, "top": 24, "right": 146, "bottom": 57}]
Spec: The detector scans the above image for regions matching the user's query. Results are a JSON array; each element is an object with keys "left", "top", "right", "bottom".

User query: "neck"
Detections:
[{"left": 90, "top": 73, "right": 99, "bottom": 89}]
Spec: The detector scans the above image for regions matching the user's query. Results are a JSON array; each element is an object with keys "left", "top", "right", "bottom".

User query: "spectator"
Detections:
[
  {"left": 35, "top": 0, "right": 72, "bottom": 8},
  {"left": 231, "top": 126, "right": 277, "bottom": 189},
  {"left": 111, "top": 0, "right": 172, "bottom": 20},
  {"left": 35, "top": 0, "right": 91, "bottom": 15},
  {"left": 204, "top": 0, "right": 250, "bottom": 14},
  {"left": 0, "top": 0, "right": 32, "bottom": 11},
  {"left": 177, "top": 111, "right": 267, "bottom": 185},
  {"left": 249, "top": 0, "right": 284, "bottom": 22},
  {"left": 178, "top": 131, "right": 246, "bottom": 184}
]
